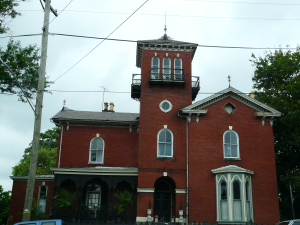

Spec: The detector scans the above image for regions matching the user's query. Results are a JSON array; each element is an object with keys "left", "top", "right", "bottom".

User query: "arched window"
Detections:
[
  {"left": 223, "top": 130, "right": 239, "bottom": 158},
  {"left": 163, "top": 57, "right": 171, "bottom": 79},
  {"left": 220, "top": 181, "right": 228, "bottom": 220},
  {"left": 157, "top": 129, "right": 173, "bottom": 157},
  {"left": 38, "top": 185, "right": 47, "bottom": 212},
  {"left": 233, "top": 180, "right": 242, "bottom": 220},
  {"left": 86, "top": 184, "right": 101, "bottom": 218},
  {"left": 90, "top": 137, "right": 104, "bottom": 163},
  {"left": 151, "top": 56, "right": 160, "bottom": 79},
  {"left": 174, "top": 57, "right": 182, "bottom": 79}
]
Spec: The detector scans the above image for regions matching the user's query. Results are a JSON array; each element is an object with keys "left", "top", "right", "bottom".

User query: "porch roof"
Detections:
[{"left": 51, "top": 167, "right": 138, "bottom": 176}]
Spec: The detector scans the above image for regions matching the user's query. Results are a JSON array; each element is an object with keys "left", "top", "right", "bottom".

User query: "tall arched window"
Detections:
[
  {"left": 157, "top": 129, "right": 173, "bottom": 157},
  {"left": 174, "top": 57, "right": 182, "bottom": 79},
  {"left": 38, "top": 185, "right": 47, "bottom": 212},
  {"left": 223, "top": 130, "right": 239, "bottom": 158},
  {"left": 220, "top": 181, "right": 228, "bottom": 220},
  {"left": 152, "top": 56, "right": 160, "bottom": 79},
  {"left": 163, "top": 57, "right": 171, "bottom": 79},
  {"left": 90, "top": 137, "right": 104, "bottom": 163}
]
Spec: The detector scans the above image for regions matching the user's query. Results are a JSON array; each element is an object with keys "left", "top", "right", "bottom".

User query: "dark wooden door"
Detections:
[{"left": 153, "top": 191, "right": 171, "bottom": 221}]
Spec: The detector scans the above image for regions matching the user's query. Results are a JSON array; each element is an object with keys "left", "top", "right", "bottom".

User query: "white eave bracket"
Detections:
[
  {"left": 254, "top": 112, "right": 281, "bottom": 126},
  {"left": 179, "top": 109, "right": 208, "bottom": 123}
]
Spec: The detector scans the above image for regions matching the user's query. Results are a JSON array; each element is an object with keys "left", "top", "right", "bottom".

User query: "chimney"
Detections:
[
  {"left": 109, "top": 102, "right": 115, "bottom": 112},
  {"left": 248, "top": 91, "right": 255, "bottom": 99},
  {"left": 102, "top": 102, "right": 108, "bottom": 112}
]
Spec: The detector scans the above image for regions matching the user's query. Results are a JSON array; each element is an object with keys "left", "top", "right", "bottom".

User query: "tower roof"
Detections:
[{"left": 136, "top": 34, "right": 198, "bottom": 68}]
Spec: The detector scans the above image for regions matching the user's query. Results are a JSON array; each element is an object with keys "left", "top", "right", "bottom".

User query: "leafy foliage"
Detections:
[
  {"left": 0, "top": 39, "right": 44, "bottom": 102},
  {"left": 113, "top": 190, "right": 134, "bottom": 215},
  {"left": 251, "top": 48, "right": 300, "bottom": 219},
  {"left": 30, "top": 198, "right": 49, "bottom": 221},
  {"left": 0, "top": 185, "right": 11, "bottom": 225},
  {"left": 0, "top": 0, "right": 20, "bottom": 34},
  {"left": 55, "top": 188, "right": 77, "bottom": 209},
  {"left": 12, "top": 127, "right": 59, "bottom": 176}
]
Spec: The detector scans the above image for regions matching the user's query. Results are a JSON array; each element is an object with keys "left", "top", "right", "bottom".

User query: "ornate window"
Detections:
[
  {"left": 157, "top": 129, "right": 173, "bottom": 157},
  {"left": 223, "top": 130, "right": 239, "bottom": 159},
  {"left": 151, "top": 56, "right": 160, "bottom": 79},
  {"left": 212, "top": 165, "right": 254, "bottom": 223},
  {"left": 174, "top": 57, "right": 182, "bottom": 79},
  {"left": 38, "top": 185, "right": 47, "bottom": 212},
  {"left": 86, "top": 184, "right": 101, "bottom": 218},
  {"left": 163, "top": 57, "right": 171, "bottom": 79},
  {"left": 89, "top": 137, "right": 104, "bottom": 163}
]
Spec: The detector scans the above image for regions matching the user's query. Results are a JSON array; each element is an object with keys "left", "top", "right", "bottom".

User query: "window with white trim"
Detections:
[
  {"left": 215, "top": 173, "right": 253, "bottom": 223},
  {"left": 223, "top": 130, "right": 239, "bottom": 158},
  {"left": 38, "top": 185, "right": 47, "bottom": 212},
  {"left": 152, "top": 56, "right": 160, "bottom": 79},
  {"left": 157, "top": 129, "right": 173, "bottom": 157},
  {"left": 174, "top": 57, "right": 182, "bottom": 79},
  {"left": 86, "top": 184, "right": 101, "bottom": 218},
  {"left": 89, "top": 137, "right": 104, "bottom": 163},
  {"left": 163, "top": 57, "right": 171, "bottom": 79}
]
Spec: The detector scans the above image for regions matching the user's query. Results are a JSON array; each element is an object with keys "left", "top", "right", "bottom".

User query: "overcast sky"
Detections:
[{"left": 0, "top": 0, "right": 299, "bottom": 191}]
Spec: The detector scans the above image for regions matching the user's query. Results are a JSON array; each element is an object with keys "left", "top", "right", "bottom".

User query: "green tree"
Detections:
[
  {"left": 0, "top": 185, "right": 11, "bottom": 225},
  {"left": 12, "top": 127, "right": 59, "bottom": 176},
  {"left": 251, "top": 48, "right": 300, "bottom": 220},
  {"left": 0, "top": 0, "right": 20, "bottom": 34},
  {"left": 113, "top": 190, "right": 134, "bottom": 215},
  {"left": 0, "top": 0, "right": 49, "bottom": 102}
]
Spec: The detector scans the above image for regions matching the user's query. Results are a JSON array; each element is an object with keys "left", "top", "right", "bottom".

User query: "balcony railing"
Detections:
[{"left": 149, "top": 68, "right": 186, "bottom": 83}]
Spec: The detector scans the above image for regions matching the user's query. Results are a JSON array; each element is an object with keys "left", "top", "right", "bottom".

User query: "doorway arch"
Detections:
[{"left": 153, "top": 177, "right": 176, "bottom": 222}]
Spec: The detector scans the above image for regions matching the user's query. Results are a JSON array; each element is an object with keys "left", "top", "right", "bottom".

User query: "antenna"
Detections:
[
  {"left": 164, "top": 12, "right": 167, "bottom": 34},
  {"left": 100, "top": 86, "right": 109, "bottom": 110},
  {"left": 227, "top": 75, "right": 231, "bottom": 87}
]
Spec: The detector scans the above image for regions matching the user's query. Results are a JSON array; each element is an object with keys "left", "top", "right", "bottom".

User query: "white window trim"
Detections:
[
  {"left": 38, "top": 185, "right": 48, "bottom": 212},
  {"left": 215, "top": 173, "right": 253, "bottom": 223},
  {"left": 174, "top": 57, "right": 182, "bottom": 79},
  {"left": 157, "top": 128, "right": 173, "bottom": 157},
  {"left": 89, "top": 137, "right": 105, "bottom": 163},
  {"left": 223, "top": 130, "right": 240, "bottom": 159},
  {"left": 151, "top": 56, "right": 160, "bottom": 79},
  {"left": 159, "top": 99, "right": 173, "bottom": 113}
]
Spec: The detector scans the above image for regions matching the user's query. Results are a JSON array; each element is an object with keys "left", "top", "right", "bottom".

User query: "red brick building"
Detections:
[{"left": 9, "top": 33, "right": 281, "bottom": 224}]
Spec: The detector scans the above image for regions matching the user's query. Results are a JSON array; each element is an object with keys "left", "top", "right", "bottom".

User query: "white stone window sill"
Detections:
[
  {"left": 156, "top": 156, "right": 174, "bottom": 159},
  {"left": 223, "top": 157, "right": 241, "bottom": 161},
  {"left": 88, "top": 162, "right": 104, "bottom": 164}
]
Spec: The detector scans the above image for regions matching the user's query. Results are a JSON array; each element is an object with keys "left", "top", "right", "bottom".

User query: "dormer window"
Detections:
[
  {"left": 163, "top": 57, "right": 171, "bottom": 79},
  {"left": 174, "top": 57, "right": 182, "bottom": 79}
]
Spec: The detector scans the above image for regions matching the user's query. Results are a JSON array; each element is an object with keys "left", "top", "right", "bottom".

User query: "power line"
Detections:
[
  {"left": 0, "top": 33, "right": 42, "bottom": 38},
  {"left": 186, "top": 0, "right": 300, "bottom": 6},
  {"left": 47, "top": 0, "right": 74, "bottom": 27},
  {"left": 2, "top": 32, "right": 298, "bottom": 51},
  {"left": 17, "top": 10, "right": 300, "bottom": 21},
  {"left": 53, "top": 0, "right": 149, "bottom": 82}
]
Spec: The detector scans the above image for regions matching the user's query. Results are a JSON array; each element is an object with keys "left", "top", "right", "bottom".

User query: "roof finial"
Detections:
[
  {"left": 164, "top": 12, "right": 167, "bottom": 34},
  {"left": 227, "top": 75, "right": 231, "bottom": 87},
  {"left": 63, "top": 99, "right": 66, "bottom": 106}
]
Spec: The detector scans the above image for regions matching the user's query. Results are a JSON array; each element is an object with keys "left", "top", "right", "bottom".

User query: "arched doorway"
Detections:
[{"left": 153, "top": 177, "right": 175, "bottom": 222}]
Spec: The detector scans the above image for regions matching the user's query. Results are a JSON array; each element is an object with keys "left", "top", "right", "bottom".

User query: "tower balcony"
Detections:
[{"left": 131, "top": 72, "right": 200, "bottom": 101}]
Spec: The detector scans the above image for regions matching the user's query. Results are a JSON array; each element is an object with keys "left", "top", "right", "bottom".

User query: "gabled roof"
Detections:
[
  {"left": 211, "top": 165, "right": 254, "bottom": 175},
  {"left": 183, "top": 86, "right": 281, "bottom": 116},
  {"left": 136, "top": 35, "right": 198, "bottom": 68},
  {"left": 51, "top": 107, "right": 139, "bottom": 125}
]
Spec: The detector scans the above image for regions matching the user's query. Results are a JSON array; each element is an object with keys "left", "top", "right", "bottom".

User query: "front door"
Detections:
[{"left": 154, "top": 191, "right": 171, "bottom": 221}]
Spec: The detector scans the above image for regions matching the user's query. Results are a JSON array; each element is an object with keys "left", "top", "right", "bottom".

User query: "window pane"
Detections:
[
  {"left": 246, "top": 181, "right": 249, "bottom": 200},
  {"left": 224, "top": 132, "right": 230, "bottom": 144},
  {"left": 221, "top": 182, "right": 227, "bottom": 200},
  {"left": 153, "top": 57, "right": 159, "bottom": 67},
  {"left": 91, "top": 151, "right": 97, "bottom": 161},
  {"left": 231, "top": 132, "right": 237, "bottom": 144},
  {"left": 91, "top": 138, "right": 103, "bottom": 150},
  {"left": 233, "top": 181, "right": 240, "bottom": 199},
  {"left": 224, "top": 145, "right": 231, "bottom": 157},
  {"left": 221, "top": 201, "right": 228, "bottom": 220},
  {"left": 166, "top": 131, "right": 171, "bottom": 142},
  {"left": 159, "top": 131, "right": 166, "bottom": 142},
  {"left": 233, "top": 200, "right": 242, "bottom": 220},
  {"left": 97, "top": 150, "right": 103, "bottom": 162},
  {"left": 163, "top": 57, "right": 170, "bottom": 75},
  {"left": 158, "top": 144, "right": 165, "bottom": 155},
  {"left": 165, "top": 144, "right": 171, "bottom": 156},
  {"left": 231, "top": 145, "right": 238, "bottom": 157},
  {"left": 175, "top": 58, "right": 181, "bottom": 67}
]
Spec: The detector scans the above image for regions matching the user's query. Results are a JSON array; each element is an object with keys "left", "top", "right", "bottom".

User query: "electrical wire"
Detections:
[
  {"left": 0, "top": 33, "right": 42, "bottom": 38},
  {"left": 17, "top": 10, "right": 300, "bottom": 21},
  {"left": 47, "top": 0, "right": 74, "bottom": 27},
  {"left": 52, "top": 0, "right": 149, "bottom": 83}
]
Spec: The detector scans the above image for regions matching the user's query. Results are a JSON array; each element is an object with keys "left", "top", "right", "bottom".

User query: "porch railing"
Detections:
[{"left": 51, "top": 208, "right": 136, "bottom": 223}]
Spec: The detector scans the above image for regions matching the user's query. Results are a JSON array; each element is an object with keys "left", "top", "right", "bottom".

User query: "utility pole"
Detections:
[{"left": 22, "top": 0, "right": 57, "bottom": 221}]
